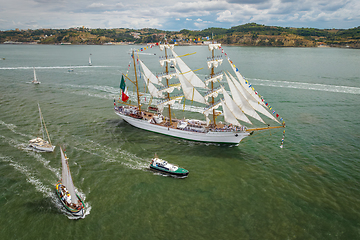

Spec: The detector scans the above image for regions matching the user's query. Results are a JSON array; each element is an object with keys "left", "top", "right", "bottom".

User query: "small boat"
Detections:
[
  {"left": 68, "top": 66, "right": 74, "bottom": 72},
  {"left": 150, "top": 154, "right": 189, "bottom": 177},
  {"left": 31, "top": 67, "right": 41, "bottom": 84},
  {"left": 88, "top": 54, "right": 92, "bottom": 66},
  {"left": 28, "top": 103, "right": 55, "bottom": 152},
  {"left": 56, "top": 146, "right": 85, "bottom": 217}
]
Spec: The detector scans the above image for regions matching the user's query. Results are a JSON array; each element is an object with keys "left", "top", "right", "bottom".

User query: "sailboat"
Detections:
[
  {"left": 56, "top": 146, "right": 85, "bottom": 217},
  {"left": 31, "top": 67, "right": 41, "bottom": 84},
  {"left": 28, "top": 103, "right": 55, "bottom": 152},
  {"left": 114, "top": 43, "right": 285, "bottom": 144},
  {"left": 88, "top": 54, "right": 92, "bottom": 66}
]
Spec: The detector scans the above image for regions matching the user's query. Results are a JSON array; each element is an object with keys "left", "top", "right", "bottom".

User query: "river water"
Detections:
[{"left": 0, "top": 44, "right": 359, "bottom": 239}]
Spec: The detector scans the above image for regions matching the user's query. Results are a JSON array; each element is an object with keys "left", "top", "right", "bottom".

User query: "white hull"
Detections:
[
  {"left": 115, "top": 111, "right": 249, "bottom": 144},
  {"left": 29, "top": 138, "right": 55, "bottom": 152}
]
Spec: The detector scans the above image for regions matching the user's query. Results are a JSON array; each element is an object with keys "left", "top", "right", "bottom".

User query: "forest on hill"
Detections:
[{"left": 1, "top": 23, "right": 360, "bottom": 48}]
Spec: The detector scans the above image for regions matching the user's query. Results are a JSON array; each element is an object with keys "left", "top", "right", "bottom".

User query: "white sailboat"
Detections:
[
  {"left": 56, "top": 146, "right": 85, "bottom": 217},
  {"left": 114, "top": 43, "right": 285, "bottom": 144},
  {"left": 31, "top": 67, "right": 41, "bottom": 84},
  {"left": 28, "top": 103, "right": 55, "bottom": 152},
  {"left": 88, "top": 54, "right": 92, "bottom": 66}
]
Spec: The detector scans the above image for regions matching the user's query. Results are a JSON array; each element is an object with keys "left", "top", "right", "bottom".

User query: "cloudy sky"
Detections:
[{"left": 1, "top": 0, "right": 359, "bottom": 31}]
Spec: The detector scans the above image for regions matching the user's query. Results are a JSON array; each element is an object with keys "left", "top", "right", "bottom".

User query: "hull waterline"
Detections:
[{"left": 115, "top": 110, "right": 249, "bottom": 144}]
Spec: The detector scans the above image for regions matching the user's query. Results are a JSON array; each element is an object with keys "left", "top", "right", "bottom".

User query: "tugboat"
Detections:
[{"left": 149, "top": 154, "right": 189, "bottom": 177}]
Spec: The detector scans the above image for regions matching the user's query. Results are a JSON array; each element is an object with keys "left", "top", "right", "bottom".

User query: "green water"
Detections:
[{"left": 0, "top": 44, "right": 360, "bottom": 239}]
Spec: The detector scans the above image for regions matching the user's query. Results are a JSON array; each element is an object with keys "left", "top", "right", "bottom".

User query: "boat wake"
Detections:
[
  {"left": 0, "top": 120, "right": 33, "bottom": 138},
  {"left": 249, "top": 78, "right": 360, "bottom": 95},
  {"left": 0, "top": 132, "right": 91, "bottom": 219},
  {"left": 72, "top": 137, "right": 149, "bottom": 171}
]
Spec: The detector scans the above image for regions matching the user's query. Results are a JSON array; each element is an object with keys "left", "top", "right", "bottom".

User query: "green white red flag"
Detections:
[{"left": 120, "top": 75, "right": 129, "bottom": 102}]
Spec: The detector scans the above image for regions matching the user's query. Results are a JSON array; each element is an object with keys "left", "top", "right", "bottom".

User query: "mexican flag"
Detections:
[{"left": 120, "top": 75, "right": 129, "bottom": 102}]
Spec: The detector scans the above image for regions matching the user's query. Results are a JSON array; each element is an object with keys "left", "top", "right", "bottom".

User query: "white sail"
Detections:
[
  {"left": 89, "top": 54, "right": 92, "bottom": 66},
  {"left": 139, "top": 59, "right": 162, "bottom": 85},
  {"left": 60, "top": 147, "right": 77, "bottom": 204},
  {"left": 225, "top": 72, "right": 265, "bottom": 123},
  {"left": 228, "top": 59, "right": 266, "bottom": 107},
  {"left": 176, "top": 68, "right": 206, "bottom": 104},
  {"left": 221, "top": 86, "right": 252, "bottom": 124},
  {"left": 143, "top": 74, "right": 162, "bottom": 98},
  {"left": 170, "top": 48, "right": 206, "bottom": 89},
  {"left": 220, "top": 99, "right": 241, "bottom": 127},
  {"left": 228, "top": 72, "right": 280, "bottom": 124},
  {"left": 33, "top": 68, "right": 37, "bottom": 82}
]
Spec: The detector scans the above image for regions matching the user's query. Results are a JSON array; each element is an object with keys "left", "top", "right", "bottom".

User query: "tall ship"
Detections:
[{"left": 114, "top": 43, "right": 285, "bottom": 144}]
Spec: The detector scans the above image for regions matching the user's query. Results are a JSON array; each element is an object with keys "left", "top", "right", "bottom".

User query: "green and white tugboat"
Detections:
[{"left": 150, "top": 154, "right": 189, "bottom": 177}]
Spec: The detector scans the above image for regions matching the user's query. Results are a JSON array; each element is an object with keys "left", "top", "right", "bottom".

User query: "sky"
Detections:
[{"left": 0, "top": 0, "right": 359, "bottom": 31}]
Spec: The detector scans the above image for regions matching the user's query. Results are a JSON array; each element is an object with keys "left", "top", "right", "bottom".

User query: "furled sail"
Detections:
[
  {"left": 204, "top": 87, "right": 222, "bottom": 102},
  {"left": 221, "top": 85, "right": 252, "bottom": 124},
  {"left": 159, "top": 57, "right": 176, "bottom": 67},
  {"left": 203, "top": 100, "right": 222, "bottom": 117},
  {"left": 170, "top": 48, "right": 206, "bottom": 89},
  {"left": 205, "top": 72, "right": 223, "bottom": 86},
  {"left": 157, "top": 96, "right": 183, "bottom": 113},
  {"left": 228, "top": 72, "right": 280, "bottom": 123},
  {"left": 207, "top": 57, "right": 223, "bottom": 69},
  {"left": 158, "top": 83, "right": 181, "bottom": 94},
  {"left": 175, "top": 68, "right": 206, "bottom": 104},
  {"left": 60, "top": 147, "right": 77, "bottom": 204},
  {"left": 224, "top": 72, "right": 265, "bottom": 124}
]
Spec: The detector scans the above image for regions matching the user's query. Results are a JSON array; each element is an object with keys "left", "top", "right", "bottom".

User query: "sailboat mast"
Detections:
[
  {"left": 38, "top": 103, "right": 44, "bottom": 140},
  {"left": 38, "top": 103, "right": 52, "bottom": 145},
  {"left": 165, "top": 47, "right": 172, "bottom": 123},
  {"left": 211, "top": 48, "right": 216, "bottom": 126},
  {"left": 132, "top": 50, "right": 142, "bottom": 112}
]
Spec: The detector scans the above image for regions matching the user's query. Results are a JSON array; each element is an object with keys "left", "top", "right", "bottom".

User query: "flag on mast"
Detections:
[{"left": 120, "top": 75, "right": 129, "bottom": 102}]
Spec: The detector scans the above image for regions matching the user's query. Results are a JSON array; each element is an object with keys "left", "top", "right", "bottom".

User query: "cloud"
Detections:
[{"left": 0, "top": 0, "right": 359, "bottom": 30}]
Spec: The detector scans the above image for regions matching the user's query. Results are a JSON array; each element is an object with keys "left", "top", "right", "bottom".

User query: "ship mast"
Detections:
[
  {"left": 132, "top": 50, "right": 142, "bottom": 113},
  {"left": 211, "top": 47, "right": 216, "bottom": 126},
  {"left": 165, "top": 46, "right": 172, "bottom": 123}
]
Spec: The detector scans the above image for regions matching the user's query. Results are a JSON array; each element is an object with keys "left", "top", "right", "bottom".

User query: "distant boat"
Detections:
[
  {"left": 68, "top": 66, "right": 74, "bottom": 72},
  {"left": 149, "top": 154, "right": 189, "bottom": 177},
  {"left": 88, "top": 54, "right": 92, "bottom": 66},
  {"left": 28, "top": 104, "right": 55, "bottom": 152},
  {"left": 56, "top": 146, "right": 85, "bottom": 217},
  {"left": 31, "top": 67, "right": 41, "bottom": 84}
]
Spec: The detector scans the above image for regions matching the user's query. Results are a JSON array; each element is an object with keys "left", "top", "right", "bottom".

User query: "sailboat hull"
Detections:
[
  {"left": 115, "top": 110, "right": 249, "bottom": 144},
  {"left": 56, "top": 183, "right": 85, "bottom": 217},
  {"left": 28, "top": 138, "right": 55, "bottom": 152}
]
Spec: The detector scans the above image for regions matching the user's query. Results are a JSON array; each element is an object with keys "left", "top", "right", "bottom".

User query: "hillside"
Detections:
[{"left": 1, "top": 23, "right": 360, "bottom": 48}]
